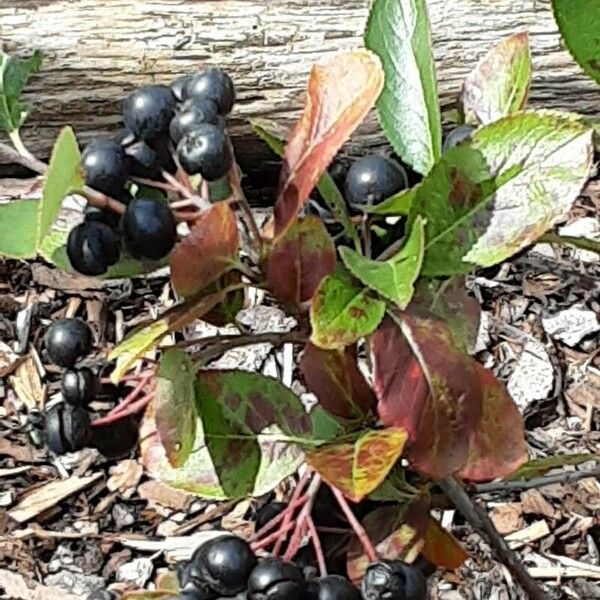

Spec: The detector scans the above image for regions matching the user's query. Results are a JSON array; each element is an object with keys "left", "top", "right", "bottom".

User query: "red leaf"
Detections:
[
  {"left": 273, "top": 50, "right": 384, "bottom": 240},
  {"left": 171, "top": 203, "right": 239, "bottom": 297},
  {"left": 267, "top": 217, "right": 337, "bottom": 308},
  {"left": 459, "top": 364, "right": 528, "bottom": 481},
  {"left": 421, "top": 518, "right": 468, "bottom": 569},
  {"left": 372, "top": 315, "right": 483, "bottom": 480},
  {"left": 300, "top": 342, "right": 376, "bottom": 419}
]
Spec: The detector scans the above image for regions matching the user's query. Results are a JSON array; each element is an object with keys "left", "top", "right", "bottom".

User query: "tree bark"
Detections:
[{"left": 0, "top": 0, "right": 598, "bottom": 196}]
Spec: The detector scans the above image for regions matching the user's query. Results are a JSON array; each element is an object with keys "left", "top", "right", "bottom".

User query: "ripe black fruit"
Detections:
[
  {"left": 125, "top": 140, "right": 163, "bottom": 180},
  {"left": 443, "top": 124, "right": 476, "bottom": 152},
  {"left": 84, "top": 204, "right": 121, "bottom": 229},
  {"left": 67, "top": 221, "right": 121, "bottom": 276},
  {"left": 306, "top": 575, "right": 360, "bottom": 600},
  {"left": 44, "top": 404, "right": 90, "bottom": 454},
  {"left": 123, "top": 85, "right": 177, "bottom": 141},
  {"left": 254, "top": 501, "right": 286, "bottom": 531},
  {"left": 89, "top": 416, "right": 139, "bottom": 460},
  {"left": 344, "top": 155, "right": 408, "bottom": 212},
  {"left": 247, "top": 558, "right": 304, "bottom": 600},
  {"left": 62, "top": 367, "right": 99, "bottom": 406},
  {"left": 82, "top": 139, "right": 129, "bottom": 199},
  {"left": 171, "top": 74, "right": 193, "bottom": 102},
  {"left": 361, "top": 560, "right": 427, "bottom": 600},
  {"left": 185, "top": 68, "right": 235, "bottom": 115},
  {"left": 121, "top": 197, "right": 177, "bottom": 260},
  {"left": 177, "top": 124, "right": 232, "bottom": 181},
  {"left": 169, "top": 97, "right": 220, "bottom": 144},
  {"left": 190, "top": 535, "right": 257, "bottom": 596},
  {"left": 44, "top": 318, "right": 93, "bottom": 367}
]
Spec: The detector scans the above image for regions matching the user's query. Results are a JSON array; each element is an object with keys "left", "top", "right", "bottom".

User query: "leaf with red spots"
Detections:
[
  {"left": 306, "top": 427, "right": 407, "bottom": 502},
  {"left": 421, "top": 518, "right": 468, "bottom": 569},
  {"left": 267, "top": 217, "right": 337, "bottom": 309},
  {"left": 372, "top": 314, "right": 482, "bottom": 479},
  {"left": 459, "top": 364, "right": 528, "bottom": 482},
  {"left": 299, "top": 342, "right": 376, "bottom": 420},
  {"left": 171, "top": 203, "right": 239, "bottom": 297},
  {"left": 273, "top": 50, "right": 384, "bottom": 240}
]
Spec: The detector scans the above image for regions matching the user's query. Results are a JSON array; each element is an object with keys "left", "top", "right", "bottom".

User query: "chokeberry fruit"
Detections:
[
  {"left": 361, "top": 560, "right": 427, "bottom": 600},
  {"left": 125, "top": 140, "right": 163, "bottom": 180},
  {"left": 169, "top": 97, "right": 220, "bottom": 144},
  {"left": 82, "top": 139, "right": 129, "bottom": 199},
  {"left": 177, "top": 124, "right": 232, "bottom": 181},
  {"left": 84, "top": 204, "right": 121, "bottom": 229},
  {"left": 113, "top": 128, "right": 136, "bottom": 148},
  {"left": 254, "top": 501, "right": 286, "bottom": 531},
  {"left": 44, "top": 403, "right": 90, "bottom": 454},
  {"left": 190, "top": 535, "right": 257, "bottom": 596},
  {"left": 442, "top": 124, "right": 476, "bottom": 152},
  {"left": 89, "top": 416, "right": 139, "bottom": 460},
  {"left": 171, "top": 74, "right": 193, "bottom": 102},
  {"left": 306, "top": 575, "right": 360, "bottom": 600},
  {"left": 44, "top": 318, "right": 93, "bottom": 367},
  {"left": 123, "top": 85, "right": 177, "bottom": 141},
  {"left": 121, "top": 197, "right": 177, "bottom": 260},
  {"left": 185, "top": 68, "right": 235, "bottom": 115},
  {"left": 344, "top": 155, "right": 408, "bottom": 212},
  {"left": 67, "top": 220, "right": 121, "bottom": 276},
  {"left": 62, "top": 367, "right": 99, "bottom": 407},
  {"left": 247, "top": 558, "right": 304, "bottom": 600}
]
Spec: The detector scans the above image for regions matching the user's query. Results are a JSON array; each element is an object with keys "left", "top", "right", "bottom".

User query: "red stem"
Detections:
[
  {"left": 251, "top": 521, "right": 297, "bottom": 551},
  {"left": 249, "top": 493, "right": 310, "bottom": 543},
  {"left": 307, "top": 514, "right": 327, "bottom": 577},
  {"left": 91, "top": 392, "right": 154, "bottom": 426},
  {"left": 331, "top": 486, "right": 378, "bottom": 563}
]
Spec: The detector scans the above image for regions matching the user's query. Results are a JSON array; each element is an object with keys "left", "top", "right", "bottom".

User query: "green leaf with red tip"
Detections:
[
  {"left": 339, "top": 216, "right": 425, "bottom": 308},
  {"left": 505, "top": 453, "right": 598, "bottom": 482},
  {"left": 155, "top": 349, "right": 197, "bottom": 468},
  {"left": 170, "top": 202, "right": 239, "bottom": 297},
  {"left": 299, "top": 342, "right": 376, "bottom": 420},
  {"left": 459, "top": 33, "right": 531, "bottom": 125},
  {"left": 306, "top": 427, "right": 408, "bottom": 502},
  {"left": 310, "top": 267, "right": 386, "bottom": 350},
  {"left": 266, "top": 217, "right": 337, "bottom": 309},
  {"left": 273, "top": 50, "right": 384, "bottom": 240}
]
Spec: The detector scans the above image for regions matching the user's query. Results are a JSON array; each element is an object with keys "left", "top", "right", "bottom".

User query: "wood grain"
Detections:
[{"left": 0, "top": 0, "right": 598, "bottom": 195}]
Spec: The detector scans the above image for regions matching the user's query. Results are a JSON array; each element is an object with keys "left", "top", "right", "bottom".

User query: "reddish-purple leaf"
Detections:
[
  {"left": 273, "top": 50, "right": 384, "bottom": 240},
  {"left": 372, "top": 315, "right": 483, "bottom": 480},
  {"left": 171, "top": 203, "right": 239, "bottom": 297},
  {"left": 459, "top": 364, "right": 528, "bottom": 482},
  {"left": 299, "top": 342, "right": 376, "bottom": 419},
  {"left": 267, "top": 217, "right": 337, "bottom": 309},
  {"left": 421, "top": 518, "right": 468, "bottom": 570}
]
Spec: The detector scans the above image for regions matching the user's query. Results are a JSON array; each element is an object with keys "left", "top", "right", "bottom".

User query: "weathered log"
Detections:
[{"left": 0, "top": 0, "right": 598, "bottom": 196}]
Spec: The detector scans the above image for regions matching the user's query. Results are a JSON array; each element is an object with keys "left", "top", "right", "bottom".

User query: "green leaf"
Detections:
[
  {"left": 40, "top": 127, "right": 84, "bottom": 244},
  {"left": 551, "top": 0, "right": 600, "bottom": 85},
  {"left": 339, "top": 217, "right": 425, "bottom": 308},
  {"left": 0, "top": 199, "right": 40, "bottom": 258},
  {"left": 505, "top": 453, "right": 598, "bottom": 481},
  {"left": 409, "top": 111, "right": 593, "bottom": 276},
  {"left": 365, "top": 186, "right": 418, "bottom": 216},
  {"left": 310, "top": 267, "right": 386, "bottom": 350},
  {"left": 250, "top": 119, "right": 360, "bottom": 249},
  {"left": 459, "top": 33, "right": 532, "bottom": 126},
  {"left": 0, "top": 49, "right": 42, "bottom": 133},
  {"left": 155, "top": 349, "right": 197, "bottom": 468},
  {"left": 365, "top": 0, "right": 442, "bottom": 175}
]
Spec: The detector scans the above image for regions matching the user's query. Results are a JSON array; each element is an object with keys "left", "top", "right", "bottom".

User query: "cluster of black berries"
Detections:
[
  {"left": 41, "top": 318, "right": 136, "bottom": 458},
  {"left": 67, "top": 67, "right": 236, "bottom": 276},
  {"left": 175, "top": 533, "right": 426, "bottom": 600}
]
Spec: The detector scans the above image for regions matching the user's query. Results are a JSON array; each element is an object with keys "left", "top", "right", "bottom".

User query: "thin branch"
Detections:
[
  {"left": 130, "top": 175, "right": 180, "bottom": 194},
  {"left": 472, "top": 467, "right": 600, "bottom": 495},
  {"left": 307, "top": 514, "right": 328, "bottom": 576},
  {"left": 539, "top": 232, "right": 600, "bottom": 256},
  {"left": 440, "top": 477, "right": 548, "bottom": 600},
  {"left": 250, "top": 493, "right": 310, "bottom": 544},
  {"left": 91, "top": 392, "right": 154, "bottom": 426}
]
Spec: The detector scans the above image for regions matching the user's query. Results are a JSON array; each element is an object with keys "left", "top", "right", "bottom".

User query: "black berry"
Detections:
[
  {"left": 443, "top": 124, "right": 476, "bottom": 152},
  {"left": 177, "top": 124, "right": 232, "bottom": 181},
  {"left": 190, "top": 535, "right": 257, "bottom": 596},
  {"left": 123, "top": 85, "right": 177, "bottom": 141},
  {"left": 185, "top": 68, "right": 235, "bottom": 115},
  {"left": 44, "top": 404, "right": 90, "bottom": 454},
  {"left": 247, "top": 558, "right": 304, "bottom": 600},
  {"left": 89, "top": 416, "right": 139, "bottom": 460},
  {"left": 169, "top": 97, "right": 220, "bottom": 144},
  {"left": 306, "top": 575, "right": 360, "bottom": 600},
  {"left": 84, "top": 204, "right": 121, "bottom": 229},
  {"left": 44, "top": 318, "right": 93, "bottom": 367},
  {"left": 82, "top": 139, "right": 129, "bottom": 199},
  {"left": 361, "top": 560, "right": 427, "bottom": 600},
  {"left": 121, "top": 197, "right": 177, "bottom": 260},
  {"left": 125, "top": 140, "right": 163, "bottom": 180},
  {"left": 344, "top": 155, "right": 408, "bottom": 212},
  {"left": 171, "top": 74, "right": 194, "bottom": 102},
  {"left": 62, "top": 367, "right": 99, "bottom": 406},
  {"left": 255, "top": 501, "right": 286, "bottom": 531},
  {"left": 67, "top": 220, "right": 121, "bottom": 276},
  {"left": 113, "top": 128, "right": 136, "bottom": 148}
]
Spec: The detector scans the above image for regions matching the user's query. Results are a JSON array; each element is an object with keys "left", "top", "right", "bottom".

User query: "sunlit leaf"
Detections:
[
  {"left": 0, "top": 200, "right": 39, "bottom": 258},
  {"left": 273, "top": 50, "right": 384, "bottom": 239},
  {"left": 505, "top": 453, "right": 598, "bottom": 482},
  {"left": 459, "top": 33, "right": 531, "bottom": 125},
  {"left": 421, "top": 518, "right": 469, "bottom": 570},
  {"left": 365, "top": 185, "right": 418, "bottom": 216}
]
